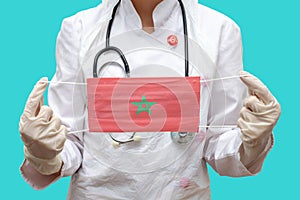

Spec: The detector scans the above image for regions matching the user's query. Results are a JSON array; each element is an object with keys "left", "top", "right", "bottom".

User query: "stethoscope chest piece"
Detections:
[{"left": 171, "top": 132, "right": 195, "bottom": 145}]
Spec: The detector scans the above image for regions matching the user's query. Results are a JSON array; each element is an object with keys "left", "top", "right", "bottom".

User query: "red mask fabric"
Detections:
[{"left": 87, "top": 77, "right": 200, "bottom": 133}]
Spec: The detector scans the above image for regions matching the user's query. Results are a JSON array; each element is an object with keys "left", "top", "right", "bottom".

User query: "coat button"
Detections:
[
  {"left": 201, "top": 77, "right": 209, "bottom": 87},
  {"left": 167, "top": 35, "right": 178, "bottom": 46},
  {"left": 196, "top": 131, "right": 205, "bottom": 143},
  {"left": 179, "top": 177, "right": 190, "bottom": 188}
]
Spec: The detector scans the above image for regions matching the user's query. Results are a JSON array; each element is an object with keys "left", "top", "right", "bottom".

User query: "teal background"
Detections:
[{"left": 0, "top": 0, "right": 298, "bottom": 199}]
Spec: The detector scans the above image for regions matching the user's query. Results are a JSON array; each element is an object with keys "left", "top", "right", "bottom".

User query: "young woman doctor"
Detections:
[{"left": 19, "top": 0, "right": 281, "bottom": 199}]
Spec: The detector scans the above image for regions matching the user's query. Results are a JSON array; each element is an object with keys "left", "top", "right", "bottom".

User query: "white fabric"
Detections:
[{"left": 21, "top": 0, "right": 273, "bottom": 199}]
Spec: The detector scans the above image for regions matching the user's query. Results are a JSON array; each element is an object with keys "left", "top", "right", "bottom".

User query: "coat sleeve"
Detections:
[
  {"left": 203, "top": 20, "right": 273, "bottom": 176},
  {"left": 20, "top": 14, "right": 86, "bottom": 189}
]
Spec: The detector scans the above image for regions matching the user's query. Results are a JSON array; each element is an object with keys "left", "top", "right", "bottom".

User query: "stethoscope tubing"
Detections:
[
  {"left": 92, "top": 0, "right": 191, "bottom": 145},
  {"left": 93, "top": 46, "right": 130, "bottom": 77},
  {"left": 93, "top": 0, "right": 189, "bottom": 78}
]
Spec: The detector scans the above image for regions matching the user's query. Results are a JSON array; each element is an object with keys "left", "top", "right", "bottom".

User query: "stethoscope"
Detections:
[{"left": 93, "top": 0, "right": 195, "bottom": 146}]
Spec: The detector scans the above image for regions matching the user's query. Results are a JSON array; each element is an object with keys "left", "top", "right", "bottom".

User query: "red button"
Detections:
[
  {"left": 179, "top": 177, "right": 190, "bottom": 188},
  {"left": 196, "top": 131, "right": 205, "bottom": 143},
  {"left": 201, "top": 77, "right": 209, "bottom": 87},
  {"left": 167, "top": 35, "right": 178, "bottom": 46}
]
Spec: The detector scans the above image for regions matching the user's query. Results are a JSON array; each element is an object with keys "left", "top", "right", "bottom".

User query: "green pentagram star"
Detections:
[{"left": 131, "top": 95, "right": 156, "bottom": 115}]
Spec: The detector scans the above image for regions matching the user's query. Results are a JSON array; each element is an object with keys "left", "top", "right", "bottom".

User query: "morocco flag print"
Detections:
[{"left": 87, "top": 77, "right": 200, "bottom": 133}]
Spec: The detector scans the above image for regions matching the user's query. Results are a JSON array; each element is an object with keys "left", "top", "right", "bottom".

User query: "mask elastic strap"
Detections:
[
  {"left": 67, "top": 126, "right": 244, "bottom": 135},
  {"left": 41, "top": 74, "right": 248, "bottom": 85}
]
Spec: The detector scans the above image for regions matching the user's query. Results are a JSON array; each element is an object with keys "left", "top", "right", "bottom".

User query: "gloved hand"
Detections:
[
  {"left": 19, "top": 78, "right": 67, "bottom": 175},
  {"left": 238, "top": 71, "right": 281, "bottom": 167}
]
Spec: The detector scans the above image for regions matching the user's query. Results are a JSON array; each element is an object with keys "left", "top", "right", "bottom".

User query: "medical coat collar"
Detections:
[
  {"left": 121, "top": 0, "right": 177, "bottom": 30},
  {"left": 103, "top": 0, "right": 198, "bottom": 28},
  {"left": 102, "top": 0, "right": 198, "bottom": 7}
]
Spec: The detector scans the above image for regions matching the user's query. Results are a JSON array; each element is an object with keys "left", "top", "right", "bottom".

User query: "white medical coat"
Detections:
[{"left": 21, "top": 0, "right": 273, "bottom": 199}]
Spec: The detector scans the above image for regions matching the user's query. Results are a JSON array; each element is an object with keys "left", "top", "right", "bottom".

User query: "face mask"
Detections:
[{"left": 87, "top": 76, "right": 200, "bottom": 133}]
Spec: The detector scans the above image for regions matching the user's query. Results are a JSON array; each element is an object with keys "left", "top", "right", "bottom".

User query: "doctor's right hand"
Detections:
[{"left": 19, "top": 78, "right": 66, "bottom": 175}]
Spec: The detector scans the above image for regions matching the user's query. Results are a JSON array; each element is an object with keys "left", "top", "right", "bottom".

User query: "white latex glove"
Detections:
[
  {"left": 19, "top": 78, "right": 66, "bottom": 175},
  {"left": 238, "top": 71, "right": 281, "bottom": 167}
]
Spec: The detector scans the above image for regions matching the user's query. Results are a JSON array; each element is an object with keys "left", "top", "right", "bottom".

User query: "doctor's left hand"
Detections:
[
  {"left": 19, "top": 78, "right": 67, "bottom": 175},
  {"left": 238, "top": 71, "right": 281, "bottom": 167}
]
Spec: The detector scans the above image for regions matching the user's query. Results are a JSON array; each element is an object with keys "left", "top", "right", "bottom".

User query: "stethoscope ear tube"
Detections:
[
  {"left": 177, "top": 0, "right": 189, "bottom": 77},
  {"left": 106, "top": 0, "right": 121, "bottom": 48},
  {"left": 93, "top": 46, "right": 130, "bottom": 78},
  {"left": 96, "top": 0, "right": 189, "bottom": 78}
]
